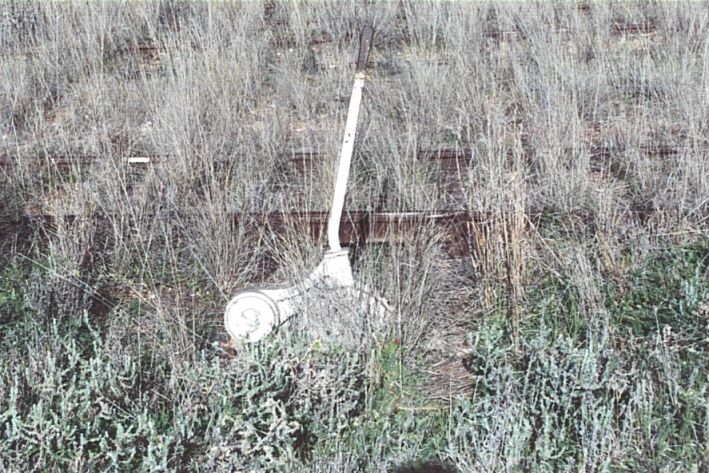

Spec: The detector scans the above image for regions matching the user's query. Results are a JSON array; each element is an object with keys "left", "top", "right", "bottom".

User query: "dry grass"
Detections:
[{"left": 0, "top": 1, "right": 708, "bottom": 471}]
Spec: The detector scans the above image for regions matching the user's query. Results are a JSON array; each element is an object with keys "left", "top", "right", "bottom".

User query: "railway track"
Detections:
[
  {"left": 2, "top": 203, "right": 690, "bottom": 261},
  {"left": 1, "top": 143, "right": 700, "bottom": 170},
  {"left": 2, "top": 141, "right": 704, "bottom": 260},
  {"left": 0, "top": 19, "right": 662, "bottom": 58},
  {"left": 0, "top": 148, "right": 473, "bottom": 169}
]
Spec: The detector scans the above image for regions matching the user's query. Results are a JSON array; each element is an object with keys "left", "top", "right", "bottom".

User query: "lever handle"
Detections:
[
  {"left": 355, "top": 26, "right": 374, "bottom": 73},
  {"left": 328, "top": 26, "right": 374, "bottom": 252}
]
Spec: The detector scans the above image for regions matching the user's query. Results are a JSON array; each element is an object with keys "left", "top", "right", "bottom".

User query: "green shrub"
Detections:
[
  {"left": 0, "top": 309, "right": 366, "bottom": 471},
  {"left": 447, "top": 243, "right": 709, "bottom": 472},
  {"left": 610, "top": 242, "right": 708, "bottom": 339}
]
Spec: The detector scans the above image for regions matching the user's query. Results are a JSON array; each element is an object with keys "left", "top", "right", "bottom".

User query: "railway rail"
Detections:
[
  {"left": 3, "top": 204, "right": 694, "bottom": 260},
  {"left": 2, "top": 142, "right": 704, "bottom": 259},
  {"left": 1, "top": 143, "right": 700, "bottom": 170},
  {"left": 0, "top": 148, "right": 472, "bottom": 170}
]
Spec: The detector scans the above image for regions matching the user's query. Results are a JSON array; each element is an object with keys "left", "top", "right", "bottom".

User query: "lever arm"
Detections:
[{"left": 327, "top": 26, "right": 374, "bottom": 252}]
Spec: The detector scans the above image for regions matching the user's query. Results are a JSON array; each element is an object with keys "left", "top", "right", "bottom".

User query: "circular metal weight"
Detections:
[{"left": 224, "top": 290, "right": 280, "bottom": 343}]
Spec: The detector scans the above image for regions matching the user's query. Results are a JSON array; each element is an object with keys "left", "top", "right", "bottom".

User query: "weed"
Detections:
[{"left": 1, "top": 1, "right": 708, "bottom": 471}]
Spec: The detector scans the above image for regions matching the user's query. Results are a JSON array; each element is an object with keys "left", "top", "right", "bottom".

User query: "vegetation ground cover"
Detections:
[{"left": 0, "top": 1, "right": 707, "bottom": 471}]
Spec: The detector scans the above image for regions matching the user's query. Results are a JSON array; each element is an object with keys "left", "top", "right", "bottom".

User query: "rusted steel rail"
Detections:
[
  {"left": 0, "top": 155, "right": 173, "bottom": 168},
  {"left": 3, "top": 14, "right": 663, "bottom": 60},
  {"left": 244, "top": 210, "right": 478, "bottom": 257},
  {"left": 2, "top": 210, "right": 480, "bottom": 258},
  {"left": 2, "top": 144, "right": 700, "bottom": 171},
  {"left": 588, "top": 144, "right": 690, "bottom": 159},
  {"left": 0, "top": 43, "right": 170, "bottom": 58},
  {"left": 4, "top": 204, "right": 695, "bottom": 260},
  {"left": 0, "top": 148, "right": 474, "bottom": 170},
  {"left": 483, "top": 20, "right": 659, "bottom": 42},
  {"left": 610, "top": 21, "right": 657, "bottom": 37}
]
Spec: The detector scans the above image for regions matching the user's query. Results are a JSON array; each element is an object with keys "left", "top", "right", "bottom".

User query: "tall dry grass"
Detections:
[{"left": 0, "top": 1, "right": 707, "bottom": 471}]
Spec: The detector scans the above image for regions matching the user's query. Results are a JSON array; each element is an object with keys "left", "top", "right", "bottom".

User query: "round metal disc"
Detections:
[{"left": 224, "top": 290, "right": 280, "bottom": 343}]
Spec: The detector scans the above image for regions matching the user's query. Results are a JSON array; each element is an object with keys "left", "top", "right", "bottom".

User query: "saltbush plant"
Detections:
[{"left": 1, "top": 1, "right": 708, "bottom": 471}]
